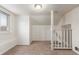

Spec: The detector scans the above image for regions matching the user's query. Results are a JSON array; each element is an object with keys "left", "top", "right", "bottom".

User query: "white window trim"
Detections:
[{"left": 0, "top": 10, "right": 10, "bottom": 33}]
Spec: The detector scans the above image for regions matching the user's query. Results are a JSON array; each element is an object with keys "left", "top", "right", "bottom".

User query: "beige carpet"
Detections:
[{"left": 3, "top": 41, "right": 77, "bottom": 55}]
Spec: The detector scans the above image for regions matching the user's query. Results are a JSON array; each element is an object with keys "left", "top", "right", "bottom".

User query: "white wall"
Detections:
[
  {"left": 32, "top": 25, "right": 51, "bottom": 41},
  {"left": 0, "top": 6, "right": 17, "bottom": 54},
  {"left": 30, "top": 14, "right": 51, "bottom": 41},
  {"left": 57, "top": 7, "right": 79, "bottom": 54},
  {"left": 16, "top": 15, "right": 31, "bottom": 45},
  {"left": 30, "top": 15, "right": 51, "bottom": 25},
  {"left": 29, "top": 16, "right": 32, "bottom": 43}
]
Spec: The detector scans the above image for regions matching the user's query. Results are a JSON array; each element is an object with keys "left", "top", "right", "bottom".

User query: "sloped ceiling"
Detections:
[{"left": 1, "top": 4, "right": 79, "bottom": 25}]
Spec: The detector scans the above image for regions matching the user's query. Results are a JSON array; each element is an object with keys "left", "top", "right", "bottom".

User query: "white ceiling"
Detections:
[
  {"left": 1, "top": 4, "right": 79, "bottom": 15},
  {"left": 1, "top": 4, "right": 79, "bottom": 25}
]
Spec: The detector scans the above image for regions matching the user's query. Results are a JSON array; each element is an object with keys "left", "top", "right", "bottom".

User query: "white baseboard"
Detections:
[
  {"left": 32, "top": 40, "right": 50, "bottom": 41},
  {"left": 17, "top": 42, "right": 31, "bottom": 45},
  {"left": 72, "top": 46, "right": 79, "bottom": 54},
  {"left": 73, "top": 48, "right": 79, "bottom": 54},
  {"left": 0, "top": 40, "right": 17, "bottom": 55}
]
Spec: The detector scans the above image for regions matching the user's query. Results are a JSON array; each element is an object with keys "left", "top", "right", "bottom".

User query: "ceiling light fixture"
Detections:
[{"left": 34, "top": 4, "right": 42, "bottom": 9}]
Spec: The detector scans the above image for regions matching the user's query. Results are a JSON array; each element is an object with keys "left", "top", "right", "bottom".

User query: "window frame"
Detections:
[{"left": 0, "top": 10, "right": 10, "bottom": 32}]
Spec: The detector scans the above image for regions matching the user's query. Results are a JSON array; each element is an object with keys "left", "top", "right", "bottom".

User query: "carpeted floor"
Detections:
[{"left": 3, "top": 41, "right": 77, "bottom": 55}]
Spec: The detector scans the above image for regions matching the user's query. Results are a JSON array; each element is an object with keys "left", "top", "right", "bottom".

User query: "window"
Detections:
[{"left": 0, "top": 11, "right": 9, "bottom": 31}]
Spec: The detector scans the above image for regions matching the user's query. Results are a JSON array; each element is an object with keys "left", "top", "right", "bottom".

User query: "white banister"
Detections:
[{"left": 54, "top": 29, "right": 72, "bottom": 49}]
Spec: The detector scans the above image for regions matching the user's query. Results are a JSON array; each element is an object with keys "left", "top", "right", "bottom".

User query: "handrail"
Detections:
[{"left": 54, "top": 29, "right": 72, "bottom": 48}]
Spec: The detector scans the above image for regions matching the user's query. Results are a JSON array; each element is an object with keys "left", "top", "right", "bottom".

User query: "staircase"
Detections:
[{"left": 53, "top": 29, "right": 72, "bottom": 49}]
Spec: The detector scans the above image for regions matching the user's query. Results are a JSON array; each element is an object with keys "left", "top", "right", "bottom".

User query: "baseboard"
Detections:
[
  {"left": 0, "top": 40, "right": 17, "bottom": 55},
  {"left": 17, "top": 42, "right": 31, "bottom": 45},
  {"left": 32, "top": 40, "right": 50, "bottom": 41},
  {"left": 73, "top": 48, "right": 79, "bottom": 54}
]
